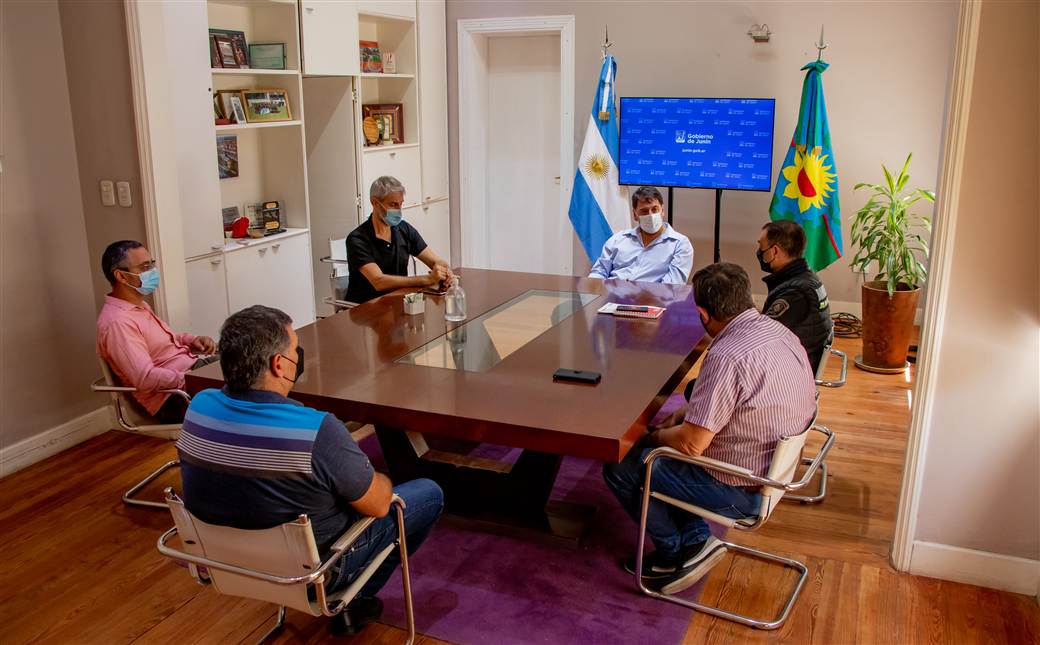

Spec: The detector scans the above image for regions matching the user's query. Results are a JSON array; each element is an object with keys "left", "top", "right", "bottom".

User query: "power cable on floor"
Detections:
[{"left": 832, "top": 312, "right": 862, "bottom": 338}]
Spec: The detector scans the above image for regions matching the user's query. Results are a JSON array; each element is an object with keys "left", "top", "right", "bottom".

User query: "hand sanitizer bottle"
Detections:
[{"left": 444, "top": 276, "right": 466, "bottom": 322}]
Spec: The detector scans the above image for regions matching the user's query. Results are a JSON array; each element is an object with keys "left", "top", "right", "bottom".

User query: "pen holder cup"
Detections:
[{"left": 403, "top": 294, "right": 425, "bottom": 315}]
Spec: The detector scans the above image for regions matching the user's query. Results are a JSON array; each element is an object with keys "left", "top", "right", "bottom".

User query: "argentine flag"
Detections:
[{"left": 568, "top": 56, "right": 630, "bottom": 262}]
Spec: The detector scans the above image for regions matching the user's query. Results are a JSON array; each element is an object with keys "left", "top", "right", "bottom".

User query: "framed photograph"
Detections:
[
  {"left": 215, "top": 91, "right": 247, "bottom": 124},
  {"left": 359, "top": 40, "right": 382, "bottom": 73},
  {"left": 213, "top": 35, "right": 238, "bottom": 68},
  {"left": 241, "top": 89, "right": 292, "bottom": 123},
  {"left": 210, "top": 28, "right": 249, "bottom": 67},
  {"left": 221, "top": 206, "right": 241, "bottom": 231},
  {"left": 216, "top": 135, "right": 239, "bottom": 179},
  {"left": 249, "top": 43, "right": 286, "bottom": 70},
  {"left": 362, "top": 103, "right": 403, "bottom": 144}
]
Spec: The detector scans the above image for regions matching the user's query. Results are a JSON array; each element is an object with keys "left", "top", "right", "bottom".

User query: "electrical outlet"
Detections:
[
  {"left": 116, "top": 181, "right": 132, "bottom": 207},
  {"left": 99, "top": 180, "right": 116, "bottom": 206}
]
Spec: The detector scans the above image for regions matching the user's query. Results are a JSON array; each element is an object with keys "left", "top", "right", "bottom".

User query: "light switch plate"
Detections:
[
  {"left": 116, "top": 181, "right": 132, "bottom": 207},
  {"left": 99, "top": 180, "right": 116, "bottom": 206}
]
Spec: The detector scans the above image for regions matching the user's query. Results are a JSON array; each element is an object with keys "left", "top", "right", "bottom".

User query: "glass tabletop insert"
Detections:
[{"left": 396, "top": 289, "right": 599, "bottom": 373}]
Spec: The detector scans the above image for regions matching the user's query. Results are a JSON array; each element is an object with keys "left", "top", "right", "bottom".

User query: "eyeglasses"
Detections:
[{"left": 118, "top": 259, "right": 158, "bottom": 273}]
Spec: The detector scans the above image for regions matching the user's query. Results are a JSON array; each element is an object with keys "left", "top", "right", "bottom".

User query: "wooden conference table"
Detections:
[{"left": 186, "top": 268, "right": 707, "bottom": 540}]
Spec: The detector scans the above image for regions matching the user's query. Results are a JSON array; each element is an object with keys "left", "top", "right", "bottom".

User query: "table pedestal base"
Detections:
[{"left": 375, "top": 426, "right": 595, "bottom": 545}]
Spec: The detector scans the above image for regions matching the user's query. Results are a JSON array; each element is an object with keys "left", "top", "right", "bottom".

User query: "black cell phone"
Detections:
[
  {"left": 553, "top": 368, "right": 602, "bottom": 385},
  {"left": 616, "top": 305, "right": 650, "bottom": 313}
]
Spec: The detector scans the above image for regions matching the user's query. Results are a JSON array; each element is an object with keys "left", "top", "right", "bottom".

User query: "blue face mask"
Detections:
[
  {"left": 130, "top": 268, "right": 160, "bottom": 295},
  {"left": 384, "top": 208, "right": 403, "bottom": 227}
]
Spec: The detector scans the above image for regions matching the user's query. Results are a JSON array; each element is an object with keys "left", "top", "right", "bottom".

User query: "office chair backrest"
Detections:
[
  {"left": 757, "top": 407, "right": 819, "bottom": 521},
  {"left": 329, "top": 238, "right": 349, "bottom": 278},
  {"left": 97, "top": 356, "right": 172, "bottom": 432},
  {"left": 166, "top": 491, "right": 323, "bottom": 616}
]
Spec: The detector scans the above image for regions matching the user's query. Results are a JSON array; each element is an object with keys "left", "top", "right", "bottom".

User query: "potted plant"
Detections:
[{"left": 850, "top": 153, "right": 934, "bottom": 372}]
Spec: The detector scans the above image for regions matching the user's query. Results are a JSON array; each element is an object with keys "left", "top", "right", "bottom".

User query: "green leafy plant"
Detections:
[{"left": 850, "top": 153, "right": 935, "bottom": 296}]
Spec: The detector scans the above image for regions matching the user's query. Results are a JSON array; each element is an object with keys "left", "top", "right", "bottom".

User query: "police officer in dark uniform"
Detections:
[{"left": 757, "top": 220, "right": 834, "bottom": 372}]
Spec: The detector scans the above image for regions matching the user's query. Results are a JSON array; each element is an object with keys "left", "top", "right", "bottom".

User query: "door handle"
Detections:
[
  {"left": 210, "top": 258, "right": 222, "bottom": 265},
  {"left": 258, "top": 248, "right": 267, "bottom": 256},
  {"left": 211, "top": 244, "right": 223, "bottom": 250},
  {"left": 272, "top": 243, "right": 281, "bottom": 250}
]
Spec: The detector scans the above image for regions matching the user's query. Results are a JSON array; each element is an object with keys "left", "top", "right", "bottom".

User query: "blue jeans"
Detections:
[
  {"left": 326, "top": 478, "right": 444, "bottom": 598},
  {"left": 603, "top": 439, "right": 760, "bottom": 559}
]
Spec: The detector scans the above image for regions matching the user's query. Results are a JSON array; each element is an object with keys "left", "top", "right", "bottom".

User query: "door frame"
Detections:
[{"left": 456, "top": 15, "right": 575, "bottom": 275}]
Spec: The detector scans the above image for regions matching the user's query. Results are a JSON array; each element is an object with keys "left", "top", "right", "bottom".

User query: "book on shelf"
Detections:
[{"left": 359, "top": 40, "right": 383, "bottom": 73}]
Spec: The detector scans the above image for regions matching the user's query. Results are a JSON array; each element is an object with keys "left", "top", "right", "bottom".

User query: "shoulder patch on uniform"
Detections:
[{"left": 766, "top": 299, "right": 790, "bottom": 318}]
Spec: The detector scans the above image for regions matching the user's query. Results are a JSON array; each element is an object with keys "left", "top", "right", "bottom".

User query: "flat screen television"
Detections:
[{"left": 618, "top": 97, "right": 776, "bottom": 192}]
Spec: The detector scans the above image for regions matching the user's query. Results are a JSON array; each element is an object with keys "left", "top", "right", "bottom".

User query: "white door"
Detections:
[
  {"left": 417, "top": 0, "right": 448, "bottom": 202},
  {"left": 162, "top": 1, "right": 225, "bottom": 259},
  {"left": 225, "top": 234, "right": 316, "bottom": 328},
  {"left": 485, "top": 35, "right": 564, "bottom": 274},
  {"left": 300, "top": 0, "right": 360, "bottom": 76},
  {"left": 185, "top": 254, "right": 229, "bottom": 340}
]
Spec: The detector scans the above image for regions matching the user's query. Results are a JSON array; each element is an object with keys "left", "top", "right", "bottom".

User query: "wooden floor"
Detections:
[{"left": 1, "top": 335, "right": 1037, "bottom": 645}]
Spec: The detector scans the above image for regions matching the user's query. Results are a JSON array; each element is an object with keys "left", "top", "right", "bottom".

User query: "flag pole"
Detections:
[
  {"left": 601, "top": 25, "right": 612, "bottom": 60},
  {"left": 816, "top": 24, "right": 827, "bottom": 61}
]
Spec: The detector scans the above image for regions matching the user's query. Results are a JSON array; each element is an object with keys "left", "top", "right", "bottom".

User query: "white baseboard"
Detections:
[
  {"left": 909, "top": 540, "right": 1040, "bottom": 595},
  {"left": 0, "top": 407, "right": 112, "bottom": 478}
]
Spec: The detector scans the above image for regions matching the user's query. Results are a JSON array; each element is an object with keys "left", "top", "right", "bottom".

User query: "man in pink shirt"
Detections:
[{"left": 97, "top": 240, "right": 217, "bottom": 423}]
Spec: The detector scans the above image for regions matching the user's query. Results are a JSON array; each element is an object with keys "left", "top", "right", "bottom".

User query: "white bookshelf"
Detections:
[
  {"left": 300, "top": 1, "right": 449, "bottom": 316},
  {"left": 215, "top": 120, "right": 303, "bottom": 132}
]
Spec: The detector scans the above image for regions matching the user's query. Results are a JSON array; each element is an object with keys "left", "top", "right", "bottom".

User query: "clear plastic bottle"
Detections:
[{"left": 444, "top": 276, "right": 467, "bottom": 322}]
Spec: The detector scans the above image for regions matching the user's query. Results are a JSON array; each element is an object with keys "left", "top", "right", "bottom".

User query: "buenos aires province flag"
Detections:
[
  {"left": 769, "top": 60, "right": 842, "bottom": 271},
  {"left": 567, "top": 55, "right": 630, "bottom": 262}
]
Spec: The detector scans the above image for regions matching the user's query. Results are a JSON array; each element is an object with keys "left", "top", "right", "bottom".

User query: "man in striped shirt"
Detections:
[
  {"left": 604, "top": 262, "right": 816, "bottom": 595},
  {"left": 178, "top": 306, "right": 443, "bottom": 636}
]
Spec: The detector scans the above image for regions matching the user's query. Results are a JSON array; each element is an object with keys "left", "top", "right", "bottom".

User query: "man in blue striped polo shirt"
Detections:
[{"left": 178, "top": 305, "right": 443, "bottom": 636}]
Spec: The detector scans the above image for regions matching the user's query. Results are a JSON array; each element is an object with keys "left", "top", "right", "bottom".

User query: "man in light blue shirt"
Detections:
[{"left": 588, "top": 186, "right": 694, "bottom": 284}]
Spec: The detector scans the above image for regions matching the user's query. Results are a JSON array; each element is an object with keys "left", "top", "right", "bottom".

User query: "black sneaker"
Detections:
[
  {"left": 661, "top": 536, "right": 727, "bottom": 595},
  {"left": 622, "top": 550, "right": 680, "bottom": 580},
  {"left": 330, "top": 596, "right": 384, "bottom": 636}
]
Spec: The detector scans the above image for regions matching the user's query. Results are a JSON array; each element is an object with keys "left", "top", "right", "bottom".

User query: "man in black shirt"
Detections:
[
  {"left": 345, "top": 176, "right": 453, "bottom": 304},
  {"left": 757, "top": 220, "right": 833, "bottom": 372}
]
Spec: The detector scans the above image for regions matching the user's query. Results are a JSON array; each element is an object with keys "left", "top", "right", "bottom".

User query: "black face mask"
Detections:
[
  {"left": 756, "top": 247, "right": 773, "bottom": 273},
  {"left": 279, "top": 346, "right": 305, "bottom": 384}
]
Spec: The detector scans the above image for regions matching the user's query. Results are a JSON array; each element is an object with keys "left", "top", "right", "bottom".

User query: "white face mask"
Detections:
[{"left": 637, "top": 212, "right": 663, "bottom": 234}]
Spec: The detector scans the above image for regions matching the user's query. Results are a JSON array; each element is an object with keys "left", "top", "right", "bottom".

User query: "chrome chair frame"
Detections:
[
  {"left": 318, "top": 255, "right": 358, "bottom": 312},
  {"left": 91, "top": 370, "right": 191, "bottom": 509},
  {"left": 785, "top": 344, "right": 847, "bottom": 505},
  {"left": 636, "top": 418, "right": 835, "bottom": 630},
  {"left": 157, "top": 490, "right": 416, "bottom": 645}
]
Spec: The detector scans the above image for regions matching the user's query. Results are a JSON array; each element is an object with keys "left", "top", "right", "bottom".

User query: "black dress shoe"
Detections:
[{"left": 330, "top": 596, "right": 384, "bottom": 637}]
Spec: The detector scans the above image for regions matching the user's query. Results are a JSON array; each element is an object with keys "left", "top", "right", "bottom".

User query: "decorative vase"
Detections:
[{"left": 857, "top": 281, "right": 920, "bottom": 372}]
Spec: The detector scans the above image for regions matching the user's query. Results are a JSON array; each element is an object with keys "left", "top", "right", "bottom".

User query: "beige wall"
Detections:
[
  {"left": 58, "top": 0, "right": 147, "bottom": 312},
  {"left": 445, "top": 1, "right": 957, "bottom": 303},
  {"left": 914, "top": 0, "right": 1039, "bottom": 560},
  {"left": 0, "top": 0, "right": 103, "bottom": 449}
]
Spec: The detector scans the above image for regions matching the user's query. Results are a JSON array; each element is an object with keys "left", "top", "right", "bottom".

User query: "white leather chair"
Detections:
[
  {"left": 785, "top": 340, "right": 848, "bottom": 505},
  {"left": 319, "top": 237, "right": 358, "bottom": 312},
  {"left": 91, "top": 357, "right": 190, "bottom": 508},
  {"left": 157, "top": 489, "right": 415, "bottom": 645},
  {"left": 635, "top": 408, "right": 834, "bottom": 630}
]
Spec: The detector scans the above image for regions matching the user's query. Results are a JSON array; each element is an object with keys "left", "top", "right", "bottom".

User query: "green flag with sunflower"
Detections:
[{"left": 769, "top": 60, "right": 841, "bottom": 271}]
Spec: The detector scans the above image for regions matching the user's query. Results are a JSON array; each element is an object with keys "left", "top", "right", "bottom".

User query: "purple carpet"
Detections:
[{"left": 358, "top": 426, "right": 719, "bottom": 645}]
